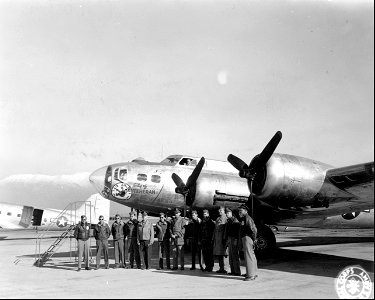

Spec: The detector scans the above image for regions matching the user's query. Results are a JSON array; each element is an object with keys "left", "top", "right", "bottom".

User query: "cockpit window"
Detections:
[
  {"left": 114, "top": 167, "right": 128, "bottom": 182},
  {"left": 179, "top": 158, "right": 197, "bottom": 166},
  {"left": 137, "top": 174, "right": 147, "bottom": 182},
  {"left": 151, "top": 175, "right": 161, "bottom": 183},
  {"left": 160, "top": 155, "right": 183, "bottom": 166}
]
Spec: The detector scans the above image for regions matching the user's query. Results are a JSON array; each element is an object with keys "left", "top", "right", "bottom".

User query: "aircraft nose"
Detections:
[{"left": 89, "top": 166, "right": 108, "bottom": 196}]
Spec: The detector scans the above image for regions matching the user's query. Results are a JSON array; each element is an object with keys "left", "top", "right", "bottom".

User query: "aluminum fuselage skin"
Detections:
[{"left": 90, "top": 154, "right": 373, "bottom": 227}]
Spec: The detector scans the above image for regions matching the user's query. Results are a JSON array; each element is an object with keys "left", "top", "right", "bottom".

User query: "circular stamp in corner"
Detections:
[{"left": 335, "top": 265, "right": 373, "bottom": 299}]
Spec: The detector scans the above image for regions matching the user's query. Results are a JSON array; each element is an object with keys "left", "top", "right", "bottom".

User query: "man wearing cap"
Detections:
[
  {"left": 74, "top": 215, "right": 91, "bottom": 271},
  {"left": 213, "top": 206, "right": 229, "bottom": 274},
  {"left": 125, "top": 211, "right": 141, "bottom": 269},
  {"left": 111, "top": 214, "right": 126, "bottom": 268},
  {"left": 238, "top": 204, "right": 258, "bottom": 281},
  {"left": 169, "top": 208, "right": 186, "bottom": 270},
  {"left": 93, "top": 215, "right": 111, "bottom": 270},
  {"left": 137, "top": 211, "right": 154, "bottom": 270},
  {"left": 155, "top": 212, "right": 171, "bottom": 270},
  {"left": 200, "top": 209, "right": 215, "bottom": 272},
  {"left": 224, "top": 208, "right": 241, "bottom": 276}
]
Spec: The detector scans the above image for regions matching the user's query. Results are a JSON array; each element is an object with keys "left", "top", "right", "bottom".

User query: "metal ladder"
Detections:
[
  {"left": 33, "top": 200, "right": 93, "bottom": 267},
  {"left": 34, "top": 224, "right": 76, "bottom": 267}
]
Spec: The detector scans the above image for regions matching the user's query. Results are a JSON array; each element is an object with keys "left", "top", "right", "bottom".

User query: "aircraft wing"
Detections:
[
  {"left": 0, "top": 219, "right": 25, "bottom": 230},
  {"left": 276, "top": 162, "right": 374, "bottom": 227},
  {"left": 326, "top": 162, "right": 374, "bottom": 200}
]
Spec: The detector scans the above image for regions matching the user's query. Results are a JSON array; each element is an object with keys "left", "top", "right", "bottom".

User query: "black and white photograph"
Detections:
[{"left": 0, "top": 0, "right": 373, "bottom": 298}]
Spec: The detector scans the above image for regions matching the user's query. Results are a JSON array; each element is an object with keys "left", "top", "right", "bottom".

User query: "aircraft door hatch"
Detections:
[{"left": 19, "top": 206, "right": 34, "bottom": 228}]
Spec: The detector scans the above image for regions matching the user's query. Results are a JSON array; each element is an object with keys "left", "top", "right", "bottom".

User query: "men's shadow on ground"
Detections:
[
  {"left": 259, "top": 248, "right": 374, "bottom": 279},
  {"left": 19, "top": 235, "right": 374, "bottom": 279},
  {"left": 149, "top": 247, "right": 374, "bottom": 281}
]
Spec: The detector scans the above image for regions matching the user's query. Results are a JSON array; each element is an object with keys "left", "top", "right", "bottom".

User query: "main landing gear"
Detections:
[{"left": 254, "top": 225, "right": 276, "bottom": 256}]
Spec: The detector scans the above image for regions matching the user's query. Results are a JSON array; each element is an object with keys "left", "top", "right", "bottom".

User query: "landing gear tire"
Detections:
[
  {"left": 269, "top": 225, "right": 279, "bottom": 233},
  {"left": 255, "top": 225, "right": 276, "bottom": 257}
]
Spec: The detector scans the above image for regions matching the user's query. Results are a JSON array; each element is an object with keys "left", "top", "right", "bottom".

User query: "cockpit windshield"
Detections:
[
  {"left": 160, "top": 155, "right": 183, "bottom": 166},
  {"left": 179, "top": 157, "right": 197, "bottom": 166}
]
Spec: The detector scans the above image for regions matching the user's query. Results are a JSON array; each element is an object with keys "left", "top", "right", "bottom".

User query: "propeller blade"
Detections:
[
  {"left": 227, "top": 154, "right": 249, "bottom": 171},
  {"left": 251, "top": 131, "right": 282, "bottom": 171},
  {"left": 171, "top": 173, "right": 186, "bottom": 190},
  {"left": 186, "top": 157, "right": 205, "bottom": 188}
]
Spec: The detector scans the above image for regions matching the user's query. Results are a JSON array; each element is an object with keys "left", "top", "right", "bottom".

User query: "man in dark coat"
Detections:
[
  {"left": 74, "top": 215, "right": 91, "bottom": 271},
  {"left": 188, "top": 210, "right": 203, "bottom": 270},
  {"left": 155, "top": 212, "right": 171, "bottom": 270},
  {"left": 93, "top": 215, "right": 111, "bottom": 270},
  {"left": 125, "top": 211, "right": 141, "bottom": 269},
  {"left": 239, "top": 204, "right": 258, "bottom": 281},
  {"left": 111, "top": 214, "right": 126, "bottom": 268},
  {"left": 200, "top": 209, "right": 215, "bottom": 272},
  {"left": 224, "top": 208, "right": 241, "bottom": 276}
]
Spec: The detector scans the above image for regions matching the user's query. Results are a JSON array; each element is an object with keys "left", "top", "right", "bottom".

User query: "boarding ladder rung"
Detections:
[{"left": 34, "top": 225, "right": 76, "bottom": 267}]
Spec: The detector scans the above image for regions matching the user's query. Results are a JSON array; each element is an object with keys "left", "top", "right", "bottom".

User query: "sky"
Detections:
[{"left": 0, "top": 0, "right": 373, "bottom": 180}]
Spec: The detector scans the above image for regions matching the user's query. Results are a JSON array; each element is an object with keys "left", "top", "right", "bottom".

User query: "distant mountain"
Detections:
[{"left": 0, "top": 173, "right": 130, "bottom": 216}]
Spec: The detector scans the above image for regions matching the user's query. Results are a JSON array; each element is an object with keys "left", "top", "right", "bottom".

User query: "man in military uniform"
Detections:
[
  {"left": 238, "top": 204, "right": 258, "bottom": 281},
  {"left": 213, "top": 206, "right": 229, "bottom": 274},
  {"left": 125, "top": 211, "right": 141, "bottom": 269},
  {"left": 111, "top": 214, "right": 126, "bottom": 268},
  {"left": 93, "top": 215, "right": 111, "bottom": 270},
  {"left": 200, "top": 209, "right": 215, "bottom": 272},
  {"left": 170, "top": 208, "right": 186, "bottom": 270},
  {"left": 74, "top": 215, "right": 91, "bottom": 271},
  {"left": 137, "top": 211, "right": 154, "bottom": 270},
  {"left": 155, "top": 212, "right": 171, "bottom": 270},
  {"left": 188, "top": 210, "right": 203, "bottom": 270},
  {"left": 224, "top": 208, "right": 241, "bottom": 276}
]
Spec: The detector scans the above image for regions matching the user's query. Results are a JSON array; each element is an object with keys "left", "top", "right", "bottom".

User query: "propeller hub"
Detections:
[
  {"left": 175, "top": 187, "right": 188, "bottom": 195},
  {"left": 227, "top": 131, "right": 282, "bottom": 195},
  {"left": 239, "top": 169, "right": 256, "bottom": 180}
]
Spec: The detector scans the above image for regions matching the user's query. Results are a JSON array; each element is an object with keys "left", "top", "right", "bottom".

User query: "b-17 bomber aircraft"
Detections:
[{"left": 89, "top": 131, "right": 374, "bottom": 253}]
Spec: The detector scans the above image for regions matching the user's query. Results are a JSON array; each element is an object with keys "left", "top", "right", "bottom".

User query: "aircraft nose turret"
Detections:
[{"left": 89, "top": 166, "right": 108, "bottom": 196}]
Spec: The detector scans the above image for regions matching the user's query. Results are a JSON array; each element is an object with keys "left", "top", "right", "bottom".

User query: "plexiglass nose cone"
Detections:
[{"left": 89, "top": 166, "right": 107, "bottom": 196}]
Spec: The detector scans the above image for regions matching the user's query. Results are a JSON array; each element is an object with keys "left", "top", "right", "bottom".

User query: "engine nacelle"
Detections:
[
  {"left": 194, "top": 173, "right": 249, "bottom": 208},
  {"left": 254, "top": 153, "right": 333, "bottom": 208}
]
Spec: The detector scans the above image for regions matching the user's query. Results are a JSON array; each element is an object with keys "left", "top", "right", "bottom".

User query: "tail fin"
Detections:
[{"left": 87, "top": 194, "right": 110, "bottom": 223}]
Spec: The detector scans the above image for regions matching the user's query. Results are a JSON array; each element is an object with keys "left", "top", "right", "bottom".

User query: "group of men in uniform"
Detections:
[{"left": 73, "top": 204, "right": 258, "bottom": 281}]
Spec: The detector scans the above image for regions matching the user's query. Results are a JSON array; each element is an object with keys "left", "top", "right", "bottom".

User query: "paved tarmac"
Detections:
[{"left": 0, "top": 227, "right": 373, "bottom": 299}]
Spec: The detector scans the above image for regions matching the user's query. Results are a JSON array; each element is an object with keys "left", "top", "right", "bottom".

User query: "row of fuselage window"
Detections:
[{"left": 0, "top": 211, "right": 21, "bottom": 217}]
